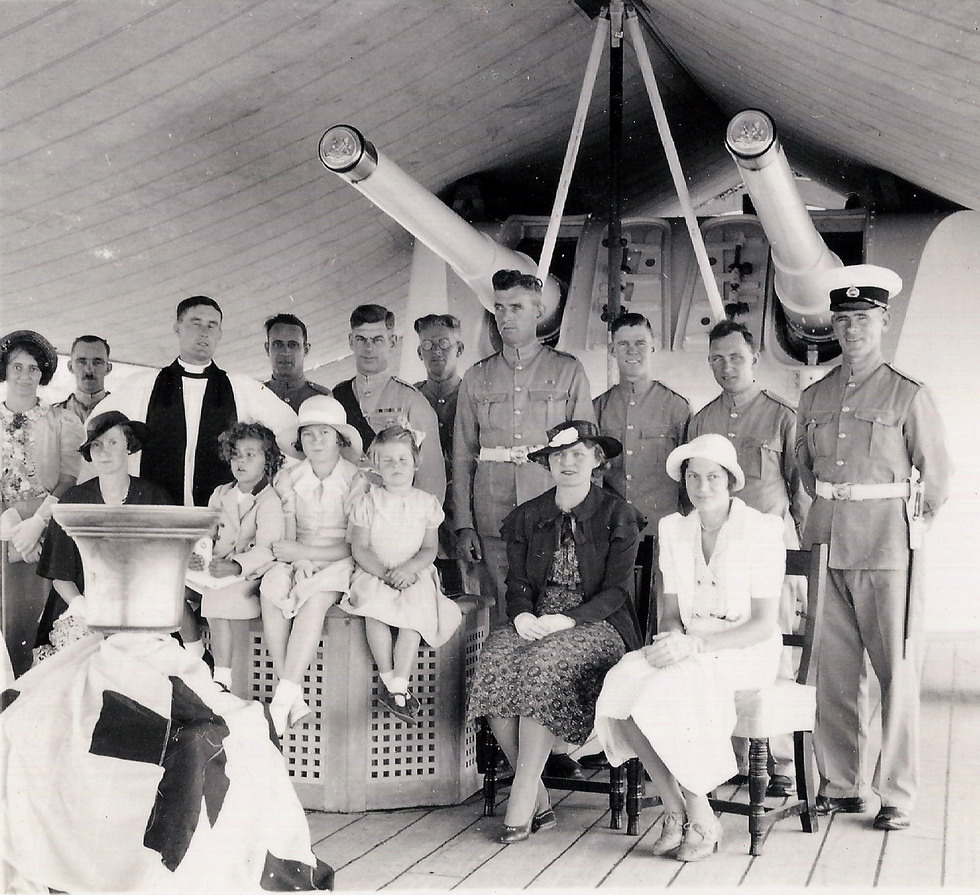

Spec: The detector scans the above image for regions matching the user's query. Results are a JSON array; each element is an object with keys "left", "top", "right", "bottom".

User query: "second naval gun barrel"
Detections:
[
  {"left": 318, "top": 125, "right": 562, "bottom": 322},
  {"left": 726, "top": 109, "right": 839, "bottom": 341}
]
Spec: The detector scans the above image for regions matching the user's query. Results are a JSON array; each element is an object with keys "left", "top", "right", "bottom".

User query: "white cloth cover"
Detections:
[{"left": 1, "top": 633, "right": 332, "bottom": 893}]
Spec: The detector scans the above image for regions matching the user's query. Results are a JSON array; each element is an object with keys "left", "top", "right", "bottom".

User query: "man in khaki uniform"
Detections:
[
  {"left": 333, "top": 304, "right": 445, "bottom": 502},
  {"left": 796, "top": 265, "right": 951, "bottom": 831},
  {"left": 54, "top": 335, "right": 113, "bottom": 425},
  {"left": 689, "top": 319, "right": 810, "bottom": 795},
  {"left": 414, "top": 313, "right": 467, "bottom": 594},
  {"left": 454, "top": 270, "right": 595, "bottom": 778},
  {"left": 592, "top": 313, "right": 690, "bottom": 532},
  {"left": 454, "top": 270, "right": 594, "bottom": 622},
  {"left": 262, "top": 313, "right": 331, "bottom": 412}
]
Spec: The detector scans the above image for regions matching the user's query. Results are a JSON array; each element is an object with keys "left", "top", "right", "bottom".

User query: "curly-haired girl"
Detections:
[{"left": 186, "top": 421, "right": 288, "bottom": 695}]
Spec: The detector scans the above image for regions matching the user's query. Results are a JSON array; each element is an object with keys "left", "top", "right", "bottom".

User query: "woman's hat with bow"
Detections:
[{"left": 528, "top": 420, "right": 622, "bottom": 464}]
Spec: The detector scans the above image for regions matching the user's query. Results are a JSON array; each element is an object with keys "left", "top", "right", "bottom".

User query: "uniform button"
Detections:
[
  {"left": 515, "top": 433, "right": 523, "bottom": 440},
  {"left": 847, "top": 382, "right": 856, "bottom": 388},
  {"left": 839, "top": 433, "right": 846, "bottom": 439},
  {"left": 728, "top": 432, "right": 736, "bottom": 438},
  {"left": 514, "top": 386, "right": 522, "bottom": 392},
  {"left": 627, "top": 424, "right": 634, "bottom": 430},
  {"left": 514, "top": 409, "right": 521, "bottom": 415},
  {"left": 730, "top": 412, "right": 738, "bottom": 419},
  {"left": 842, "top": 405, "right": 851, "bottom": 412},
  {"left": 626, "top": 474, "right": 633, "bottom": 481},
  {"left": 836, "top": 459, "right": 844, "bottom": 466},
  {"left": 626, "top": 449, "right": 634, "bottom": 456},
  {"left": 629, "top": 400, "right": 636, "bottom": 406},
  {"left": 438, "top": 398, "right": 445, "bottom": 404},
  {"left": 516, "top": 364, "right": 523, "bottom": 371}
]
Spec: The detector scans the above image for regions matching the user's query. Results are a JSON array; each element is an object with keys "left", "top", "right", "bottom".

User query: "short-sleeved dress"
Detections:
[
  {"left": 260, "top": 457, "right": 364, "bottom": 619},
  {"left": 594, "top": 503, "right": 783, "bottom": 794},
  {"left": 466, "top": 514, "right": 627, "bottom": 745},
  {"left": 34, "top": 475, "right": 174, "bottom": 660},
  {"left": 340, "top": 486, "right": 462, "bottom": 648}
]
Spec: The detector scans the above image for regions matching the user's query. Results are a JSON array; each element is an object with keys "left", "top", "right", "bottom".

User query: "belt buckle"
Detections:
[
  {"left": 832, "top": 483, "right": 852, "bottom": 500},
  {"left": 511, "top": 446, "right": 530, "bottom": 465}
]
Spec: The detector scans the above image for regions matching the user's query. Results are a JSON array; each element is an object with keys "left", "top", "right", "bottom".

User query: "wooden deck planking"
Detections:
[
  {"left": 943, "top": 639, "right": 980, "bottom": 888},
  {"left": 300, "top": 634, "right": 980, "bottom": 889},
  {"left": 455, "top": 790, "right": 613, "bottom": 890}
]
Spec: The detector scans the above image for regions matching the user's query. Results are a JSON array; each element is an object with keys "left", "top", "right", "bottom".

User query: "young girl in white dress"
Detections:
[
  {"left": 261, "top": 396, "right": 367, "bottom": 736},
  {"left": 340, "top": 425, "right": 462, "bottom": 723},
  {"left": 187, "top": 422, "right": 286, "bottom": 696}
]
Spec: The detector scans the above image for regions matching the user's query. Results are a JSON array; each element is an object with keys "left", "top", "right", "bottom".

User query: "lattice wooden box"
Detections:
[{"left": 247, "top": 594, "right": 492, "bottom": 812}]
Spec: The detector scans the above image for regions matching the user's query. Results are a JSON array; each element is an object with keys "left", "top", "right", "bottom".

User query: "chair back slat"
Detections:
[
  {"left": 786, "top": 544, "right": 828, "bottom": 687},
  {"left": 632, "top": 534, "right": 658, "bottom": 643}
]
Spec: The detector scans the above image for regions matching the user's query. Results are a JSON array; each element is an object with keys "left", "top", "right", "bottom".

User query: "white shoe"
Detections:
[{"left": 288, "top": 697, "right": 314, "bottom": 728}]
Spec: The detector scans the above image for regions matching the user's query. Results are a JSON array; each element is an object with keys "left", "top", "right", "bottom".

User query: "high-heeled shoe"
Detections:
[
  {"left": 498, "top": 817, "right": 533, "bottom": 843},
  {"left": 675, "top": 817, "right": 722, "bottom": 862},
  {"left": 650, "top": 811, "right": 685, "bottom": 856},
  {"left": 531, "top": 807, "right": 557, "bottom": 832}
]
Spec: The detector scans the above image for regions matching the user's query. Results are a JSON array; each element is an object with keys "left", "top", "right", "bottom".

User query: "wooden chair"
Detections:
[
  {"left": 622, "top": 542, "right": 829, "bottom": 852},
  {"left": 475, "top": 534, "right": 657, "bottom": 829}
]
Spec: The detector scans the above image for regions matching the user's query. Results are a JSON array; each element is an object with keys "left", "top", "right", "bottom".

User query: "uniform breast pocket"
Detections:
[
  {"left": 854, "top": 409, "right": 902, "bottom": 456},
  {"left": 805, "top": 411, "right": 837, "bottom": 458},
  {"left": 475, "top": 391, "right": 510, "bottom": 431},
  {"left": 528, "top": 387, "right": 568, "bottom": 429},
  {"left": 639, "top": 427, "right": 676, "bottom": 462},
  {"left": 739, "top": 439, "right": 768, "bottom": 479}
]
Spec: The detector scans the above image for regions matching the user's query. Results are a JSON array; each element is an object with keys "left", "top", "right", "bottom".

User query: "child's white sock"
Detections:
[
  {"left": 270, "top": 678, "right": 303, "bottom": 737},
  {"left": 390, "top": 675, "right": 410, "bottom": 695},
  {"left": 379, "top": 670, "right": 396, "bottom": 691},
  {"left": 183, "top": 639, "right": 205, "bottom": 659},
  {"left": 213, "top": 666, "right": 232, "bottom": 688}
]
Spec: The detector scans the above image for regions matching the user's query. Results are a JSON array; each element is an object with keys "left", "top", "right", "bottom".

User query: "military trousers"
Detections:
[{"left": 814, "top": 566, "right": 923, "bottom": 811}]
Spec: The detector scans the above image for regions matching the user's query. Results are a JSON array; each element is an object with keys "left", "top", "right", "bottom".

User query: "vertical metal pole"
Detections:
[{"left": 607, "top": 1, "right": 625, "bottom": 330}]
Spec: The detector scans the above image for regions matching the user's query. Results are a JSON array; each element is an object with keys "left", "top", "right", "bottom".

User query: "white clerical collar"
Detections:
[{"left": 177, "top": 359, "right": 209, "bottom": 375}]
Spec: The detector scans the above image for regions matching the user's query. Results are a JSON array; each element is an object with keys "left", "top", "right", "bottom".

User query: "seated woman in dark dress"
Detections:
[
  {"left": 35, "top": 411, "right": 173, "bottom": 658},
  {"left": 467, "top": 421, "right": 644, "bottom": 842}
]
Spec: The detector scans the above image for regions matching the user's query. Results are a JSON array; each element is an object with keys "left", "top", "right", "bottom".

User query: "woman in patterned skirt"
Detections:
[{"left": 468, "top": 421, "right": 643, "bottom": 843}]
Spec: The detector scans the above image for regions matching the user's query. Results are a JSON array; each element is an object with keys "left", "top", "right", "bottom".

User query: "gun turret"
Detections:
[
  {"left": 726, "top": 109, "right": 839, "bottom": 344},
  {"left": 318, "top": 125, "right": 562, "bottom": 324}
]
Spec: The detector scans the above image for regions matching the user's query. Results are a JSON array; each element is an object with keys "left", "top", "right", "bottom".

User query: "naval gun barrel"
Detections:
[
  {"left": 318, "top": 125, "right": 561, "bottom": 320},
  {"left": 725, "top": 109, "right": 839, "bottom": 339}
]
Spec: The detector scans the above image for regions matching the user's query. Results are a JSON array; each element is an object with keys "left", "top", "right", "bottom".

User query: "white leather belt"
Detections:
[
  {"left": 479, "top": 445, "right": 546, "bottom": 465},
  {"left": 816, "top": 480, "right": 911, "bottom": 501}
]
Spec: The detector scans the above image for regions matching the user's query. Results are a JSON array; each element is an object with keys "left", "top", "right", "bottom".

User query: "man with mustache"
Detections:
[{"left": 54, "top": 335, "right": 113, "bottom": 424}]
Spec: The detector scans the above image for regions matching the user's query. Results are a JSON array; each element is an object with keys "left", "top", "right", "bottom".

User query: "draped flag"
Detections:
[{"left": 1, "top": 633, "right": 332, "bottom": 892}]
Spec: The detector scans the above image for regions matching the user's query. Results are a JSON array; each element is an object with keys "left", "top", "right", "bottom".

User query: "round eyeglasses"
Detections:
[{"left": 420, "top": 338, "right": 455, "bottom": 351}]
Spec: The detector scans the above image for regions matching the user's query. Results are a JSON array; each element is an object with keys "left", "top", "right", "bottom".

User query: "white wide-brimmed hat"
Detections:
[
  {"left": 276, "top": 395, "right": 363, "bottom": 460},
  {"left": 666, "top": 433, "right": 745, "bottom": 492}
]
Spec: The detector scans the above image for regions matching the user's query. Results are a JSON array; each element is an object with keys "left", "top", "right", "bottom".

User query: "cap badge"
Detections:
[{"left": 845, "top": 286, "right": 861, "bottom": 298}]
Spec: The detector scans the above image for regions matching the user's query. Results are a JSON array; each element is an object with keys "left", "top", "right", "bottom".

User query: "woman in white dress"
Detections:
[{"left": 594, "top": 434, "right": 784, "bottom": 862}]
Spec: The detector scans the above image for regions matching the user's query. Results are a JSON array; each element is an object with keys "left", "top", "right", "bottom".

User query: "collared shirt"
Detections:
[
  {"left": 453, "top": 340, "right": 594, "bottom": 536},
  {"left": 593, "top": 379, "right": 690, "bottom": 531},
  {"left": 350, "top": 373, "right": 445, "bottom": 502},
  {"left": 285, "top": 456, "right": 364, "bottom": 547},
  {"left": 53, "top": 391, "right": 109, "bottom": 425},
  {"left": 689, "top": 387, "right": 809, "bottom": 537},
  {"left": 262, "top": 377, "right": 331, "bottom": 413},
  {"left": 796, "top": 360, "right": 951, "bottom": 570}
]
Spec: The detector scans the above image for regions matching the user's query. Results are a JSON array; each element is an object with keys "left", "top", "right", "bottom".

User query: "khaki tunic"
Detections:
[
  {"left": 453, "top": 342, "right": 594, "bottom": 538},
  {"left": 592, "top": 380, "right": 690, "bottom": 531},
  {"left": 262, "top": 378, "right": 331, "bottom": 413},
  {"left": 796, "top": 361, "right": 951, "bottom": 570},
  {"left": 689, "top": 387, "right": 809, "bottom": 534},
  {"left": 353, "top": 374, "right": 446, "bottom": 503}
]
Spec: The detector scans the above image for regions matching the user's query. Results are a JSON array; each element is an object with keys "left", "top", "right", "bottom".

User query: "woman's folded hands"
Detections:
[
  {"left": 642, "top": 631, "right": 703, "bottom": 667},
  {"left": 514, "top": 612, "right": 575, "bottom": 641}
]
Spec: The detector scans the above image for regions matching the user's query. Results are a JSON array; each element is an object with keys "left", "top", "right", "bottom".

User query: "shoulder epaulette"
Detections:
[
  {"left": 655, "top": 381, "right": 692, "bottom": 406},
  {"left": 761, "top": 389, "right": 797, "bottom": 411},
  {"left": 545, "top": 345, "right": 580, "bottom": 362},
  {"left": 882, "top": 363, "right": 924, "bottom": 388},
  {"left": 310, "top": 381, "right": 331, "bottom": 395},
  {"left": 390, "top": 375, "right": 422, "bottom": 391}
]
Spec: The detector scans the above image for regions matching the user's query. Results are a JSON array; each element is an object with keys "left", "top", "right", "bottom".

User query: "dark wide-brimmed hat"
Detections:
[
  {"left": 1, "top": 330, "right": 59, "bottom": 383},
  {"left": 528, "top": 420, "right": 622, "bottom": 464},
  {"left": 79, "top": 411, "right": 149, "bottom": 459}
]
